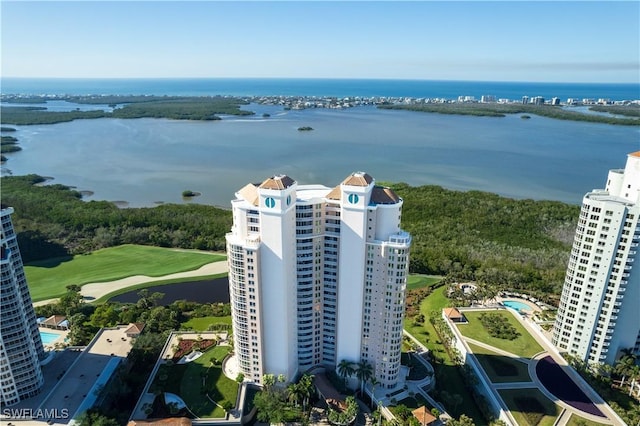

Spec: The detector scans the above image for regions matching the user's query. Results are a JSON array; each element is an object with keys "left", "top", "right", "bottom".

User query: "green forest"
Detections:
[
  {"left": 378, "top": 102, "right": 640, "bottom": 125},
  {"left": 0, "top": 96, "right": 253, "bottom": 125},
  {"left": 2, "top": 175, "right": 578, "bottom": 304}
]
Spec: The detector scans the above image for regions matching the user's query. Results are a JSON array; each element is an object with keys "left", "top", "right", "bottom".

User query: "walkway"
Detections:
[
  {"left": 34, "top": 259, "right": 229, "bottom": 306},
  {"left": 455, "top": 308, "right": 622, "bottom": 425}
]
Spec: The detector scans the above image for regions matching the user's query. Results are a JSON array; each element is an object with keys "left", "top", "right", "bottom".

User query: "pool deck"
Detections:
[
  {"left": 38, "top": 328, "right": 69, "bottom": 350},
  {"left": 496, "top": 296, "right": 541, "bottom": 313}
]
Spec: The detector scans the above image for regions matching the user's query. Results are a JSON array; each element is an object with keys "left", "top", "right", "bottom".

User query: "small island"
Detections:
[
  {"left": 182, "top": 190, "right": 201, "bottom": 198},
  {"left": 297, "top": 126, "right": 313, "bottom": 131},
  {"left": 521, "top": 115, "right": 531, "bottom": 119},
  {"left": 1, "top": 135, "right": 21, "bottom": 154}
]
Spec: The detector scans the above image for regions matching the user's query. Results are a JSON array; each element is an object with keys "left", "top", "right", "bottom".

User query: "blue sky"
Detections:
[{"left": 1, "top": 1, "right": 639, "bottom": 82}]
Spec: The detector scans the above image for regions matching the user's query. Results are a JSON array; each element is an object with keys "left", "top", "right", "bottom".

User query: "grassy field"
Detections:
[
  {"left": 466, "top": 342, "right": 531, "bottom": 383},
  {"left": 25, "top": 244, "right": 225, "bottom": 301},
  {"left": 407, "top": 274, "right": 443, "bottom": 290},
  {"left": 181, "top": 315, "right": 232, "bottom": 332},
  {"left": 566, "top": 414, "right": 610, "bottom": 426},
  {"left": 498, "top": 388, "right": 561, "bottom": 426},
  {"left": 456, "top": 310, "right": 544, "bottom": 358}
]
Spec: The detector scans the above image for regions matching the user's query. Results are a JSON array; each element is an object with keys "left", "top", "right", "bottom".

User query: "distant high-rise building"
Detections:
[
  {"left": 226, "top": 173, "right": 411, "bottom": 388},
  {"left": 532, "top": 96, "right": 545, "bottom": 105},
  {"left": 1, "top": 206, "right": 45, "bottom": 406},
  {"left": 552, "top": 152, "right": 640, "bottom": 365}
]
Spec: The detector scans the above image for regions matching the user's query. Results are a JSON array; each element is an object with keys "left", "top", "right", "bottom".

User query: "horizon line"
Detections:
[{"left": 2, "top": 76, "right": 639, "bottom": 85}]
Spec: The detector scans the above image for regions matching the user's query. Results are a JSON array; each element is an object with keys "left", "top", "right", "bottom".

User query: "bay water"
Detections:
[{"left": 2, "top": 103, "right": 638, "bottom": 207}]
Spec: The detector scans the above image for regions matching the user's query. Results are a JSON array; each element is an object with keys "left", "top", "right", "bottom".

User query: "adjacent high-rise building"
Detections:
[
  {"left": 226, "top": 172, "right": 411, "bottom": 388},
  {"left": 1, "top": 206, "right": 45, "bottom": 406},
  {"left": 552, "top": 152, "right": 640, "bottom": 365}
]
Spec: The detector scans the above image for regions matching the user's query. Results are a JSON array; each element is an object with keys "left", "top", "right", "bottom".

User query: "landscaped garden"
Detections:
[
  {"left": 150, "top": 342, "right": 237, "bottom": 418},
  {"left": 497, "top": 388, "right": 561, "bottom": 426},
  {"left": 25, "top": 244, "right": 225, "bottom": 301},
  {"left": 402, "top": 285, "right": 487, "bottom": 424},
  {"left": 456, "top": 310, "right": 544, "bottom": 358},
  {"left": 466, "top": 342, "right": 531, "bottom": 383}
]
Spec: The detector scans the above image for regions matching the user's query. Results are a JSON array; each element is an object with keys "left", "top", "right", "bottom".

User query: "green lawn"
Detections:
[
  {"left": 566, "top": 414, "right": 610, "bottom": 426},
  {"left": 407, "top": 274, "right": 443, "bottom": 290},
  {"left": 181, "top": 315, "right": 232, "bottom": 332},
  {"left": 466, "top": 342, "right": 531, "bottom": 383},
  {"left": 498, "top": 388, "right": 561, "bottom": 426},
  {"left": 456, "top": 310, "right": 544, "bottom": 359},
  {"left": 152, "top": 344, "right": 236, "bottom": 418},
  {"left": 25, "top": 244, "right": 225, "bottom": 301},
  {"left": 403, "top": 286, "right": 449, "bottom": 354},
  {"left": 403, "top": 287, "right": 487, "bottom": 425}
]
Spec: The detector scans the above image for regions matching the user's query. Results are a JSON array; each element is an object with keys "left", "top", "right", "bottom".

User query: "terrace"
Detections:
[
  {"left": 130, "top": 332, "right": 238, "bottom": 422},
  {"left": 444, "top": 307, "right": 623, "bottom": 425}
]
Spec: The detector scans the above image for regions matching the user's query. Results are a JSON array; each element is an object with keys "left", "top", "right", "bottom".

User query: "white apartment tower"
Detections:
[
  {"left": 226, "top": 173, "right": 411, "bottom": 388},
  {"left": 552, "top": 152, "right": 640, "bottom": 365},
  {"left": 1, "top": 206, "right": 45, "bottom": 406}
]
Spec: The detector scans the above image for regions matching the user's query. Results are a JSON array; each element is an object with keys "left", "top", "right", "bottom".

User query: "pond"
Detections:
[{"left": 109, "top": 277, "right": 229, "bottom": 305}]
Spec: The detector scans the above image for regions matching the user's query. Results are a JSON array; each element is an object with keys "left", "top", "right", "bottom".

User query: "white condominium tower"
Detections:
[
  {"left": 1, "top": 206, "right": 45, "bottom": 406},
  {"left": 552, "top": 152, "right": 640, "bottom": 366},
  {"left": 226, "top": 172, "right": 411, "bottom": 388}
]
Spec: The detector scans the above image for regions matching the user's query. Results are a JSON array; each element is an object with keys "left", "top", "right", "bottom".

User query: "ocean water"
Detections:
[{"left": 2, "top": 78, "right": 639, "bottom": 101}]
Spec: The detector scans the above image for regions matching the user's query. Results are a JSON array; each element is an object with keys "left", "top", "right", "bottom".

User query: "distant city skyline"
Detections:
[{"left": 1, "top": 1, "right": 639, "bottom": 83}]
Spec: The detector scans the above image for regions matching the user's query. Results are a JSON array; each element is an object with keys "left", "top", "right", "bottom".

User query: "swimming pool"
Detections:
[
  {"left": 39, "top": 331, "right": 61, "bottom": 345},
  {"left": 502, "top": 300, "right": 532, "bottom": 312}
]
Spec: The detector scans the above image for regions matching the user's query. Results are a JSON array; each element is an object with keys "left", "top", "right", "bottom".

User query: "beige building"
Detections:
[{"left": 226, "top": 173, "right": 411, "bottom": 389}]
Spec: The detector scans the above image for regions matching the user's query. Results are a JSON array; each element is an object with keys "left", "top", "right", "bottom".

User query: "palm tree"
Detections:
[
  {"left": 298, "top": 374, "right": 314, "bottom": 411},
  {"left": 262, "top": 373, "right": 275, "bottom": 390},
  {"left": 337, "top": 359, "right": 355, "bottom": 389},
  {"left": 628, "top": 365, "right": 640, "bottom": 397},
  {"left": 614, "top": 354, "right": 637, "bottom": 387},
  {"left": 287, "top": 382, "right": 303, "bottom": 406},
  {"left": 368, "top": 377, "right": 380, "bottom": 408},
  {"left": 356, "top": 360, "right": 373, "bottom": 396}
]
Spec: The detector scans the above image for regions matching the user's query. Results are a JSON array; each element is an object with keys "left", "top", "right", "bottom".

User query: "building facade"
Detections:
[
  {"left": 1, "top": 207, "right": 45, "bottom": 406},
  {"left": 552, "top": 152, "right": 640, "bottom": 365},
  {"left": 226, "top": 173, "right": 411, "bottom": 388}
]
